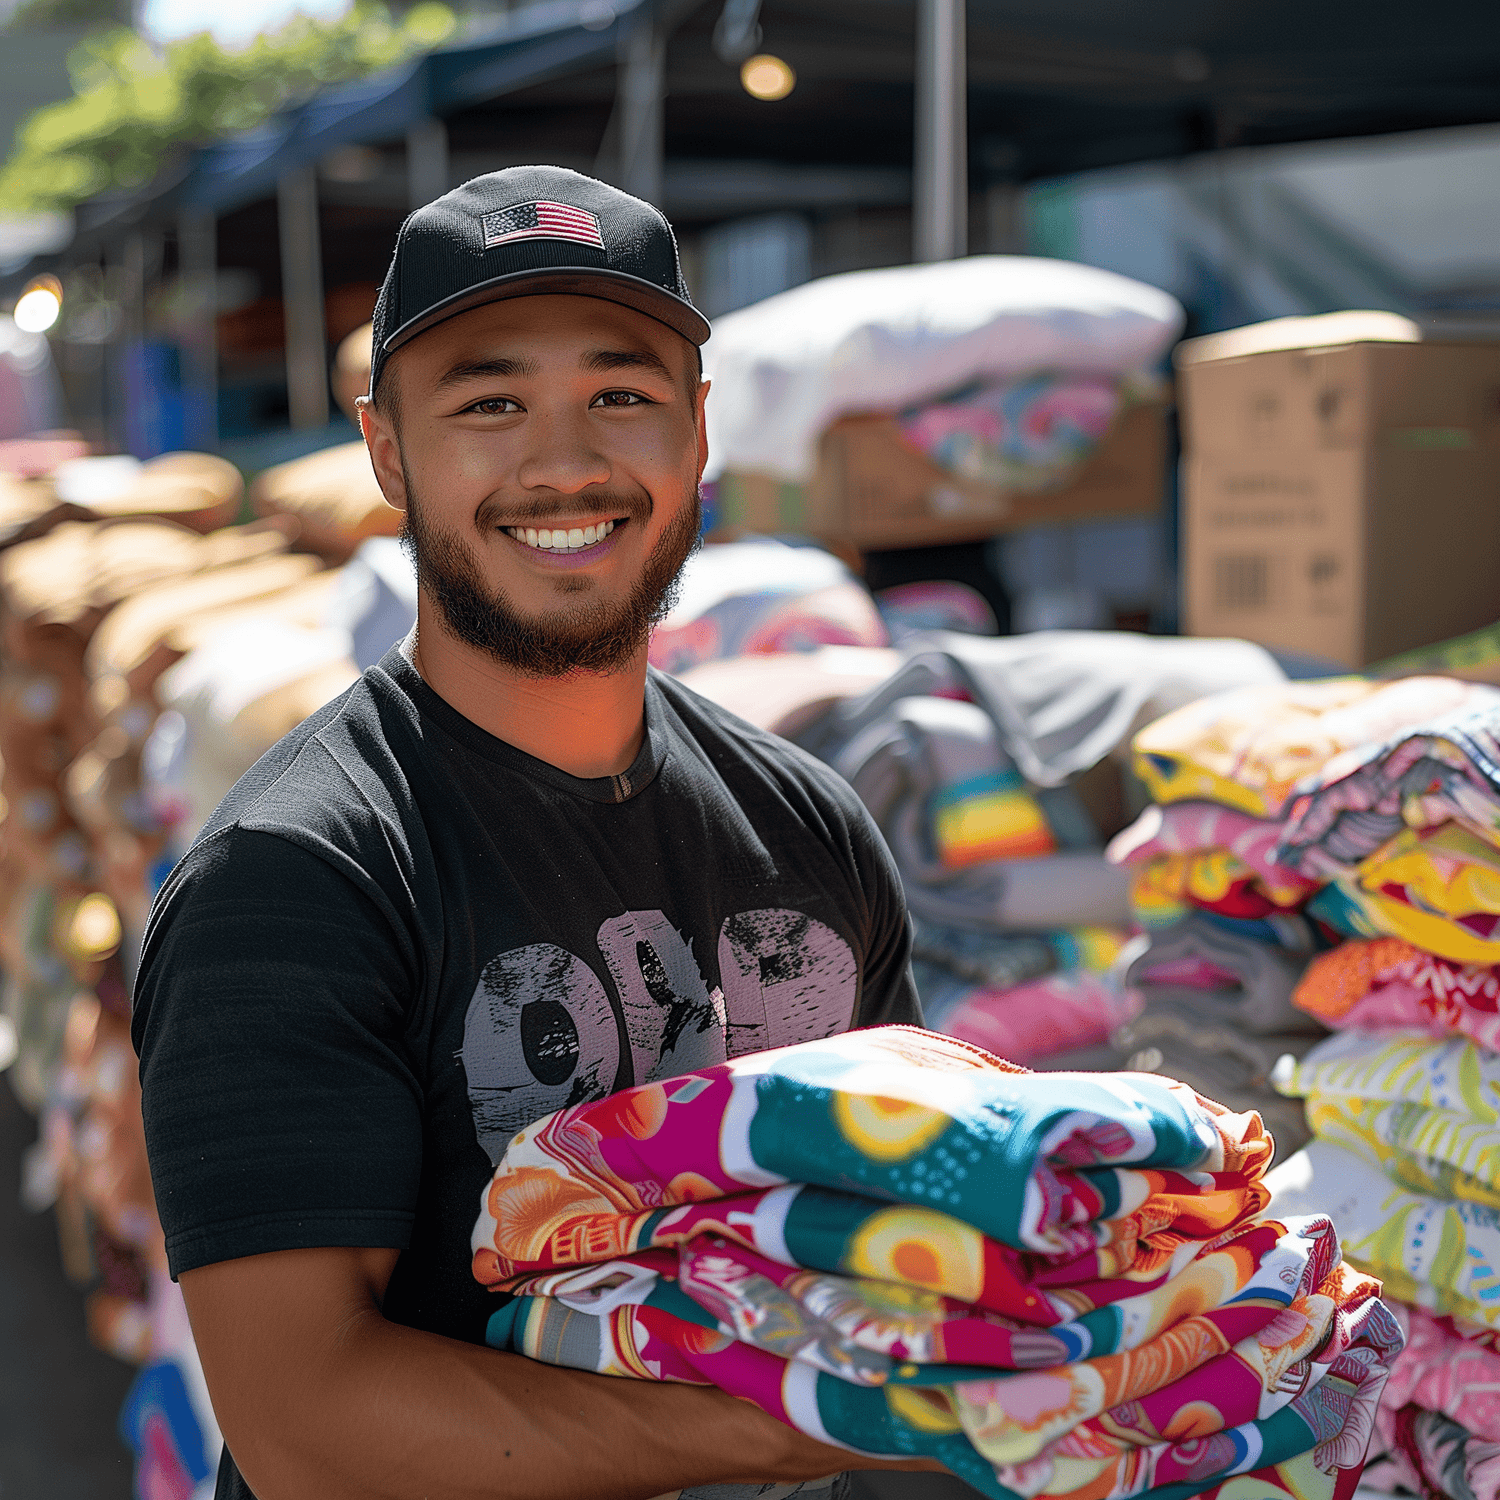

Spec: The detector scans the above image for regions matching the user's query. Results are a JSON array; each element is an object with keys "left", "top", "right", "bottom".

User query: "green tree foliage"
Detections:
[{"left": 0, "top": 1, "right": 455, "bottom": 211}]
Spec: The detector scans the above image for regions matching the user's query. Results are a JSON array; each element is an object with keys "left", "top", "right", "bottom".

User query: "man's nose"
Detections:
[{"left": 514, "top": 405, "right": 611, "bottom": 495}]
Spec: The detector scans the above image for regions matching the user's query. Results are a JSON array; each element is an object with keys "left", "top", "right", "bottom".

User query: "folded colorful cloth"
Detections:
[
  {"left": 1276, "top": 687, "right": 1500, "bottom": 879},
  {"left": 935, "top": 970, "right": 1143, "bottom": 1068},
  {"left": 993, "top": 1262, "right": 1399, "bottom": 1498},
  {"left": 1109, "top": 804, "right": 1321, "bottom": 914},
  {"left": 1133, "top": 678, "right": 1475, "bottom": 822},
  {"left": 1376, "top": 1403, "right": 1500, "bottom": 1500},
  {"left": 1267, "top": 1139, "right": 1500, "bottom": 1330},
  {"left": 469, "top": 1029, "right": 1394, "bottom": 1499},
  {"left": 1273, "top": 1029, "right": 1500, "bottom": 1205},
  {"left": 1292, "top": 938, "right": 1500, "bottom": 1054},
  {"left": 1381, "top": 1302, "right": 1500, "bottom": 1448},
  {"left": 897, "top": 375, "right": 1123, "bottom": 492},
  {"left": 1307, "top": 826, "right": 1500, "bottom": 967},
  {"left": 472, "top": 1028, "right": 1274, "bottom": 1286}
]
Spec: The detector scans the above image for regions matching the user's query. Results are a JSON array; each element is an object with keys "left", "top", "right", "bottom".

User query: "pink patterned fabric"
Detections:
[
  {"left": 937, "top": 972, "right": 1144, "bottom": 1066},
  {"left": 1108, "top": 803, "right": 1318, "bottom": 903},
  {"left": 1382, "top": 1302, "right": 1500, "bottom": 1445}
]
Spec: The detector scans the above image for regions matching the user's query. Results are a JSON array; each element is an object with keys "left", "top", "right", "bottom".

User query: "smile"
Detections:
[{"left": 505, "top": 519, "right": 620, "bottom": 552}]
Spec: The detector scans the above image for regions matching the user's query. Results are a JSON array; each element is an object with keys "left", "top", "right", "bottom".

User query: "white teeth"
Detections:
[{"left": 507, "top": 519, "right": 618, "bottom": 552}]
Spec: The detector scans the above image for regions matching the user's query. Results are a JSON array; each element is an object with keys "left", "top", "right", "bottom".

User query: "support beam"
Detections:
[
  {"left": 617, "top": 11, "right": 665, "bottom": 206},
  {"left": 913, "top": 0, "right": 968, "bottom": 262},
  {"left": 277, "top": 164, "right": 329, "bottom": 431},
  {"left": 406, "top": 116, "right": 450, "bottom": 211},
  {"left": 177, "top": 207, "right": 218, "bottom": 451}
]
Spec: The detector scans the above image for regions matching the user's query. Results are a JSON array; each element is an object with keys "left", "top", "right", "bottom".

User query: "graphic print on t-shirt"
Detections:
[{"left": 461, "top": 906, "right": 857, "bottom": 1163}]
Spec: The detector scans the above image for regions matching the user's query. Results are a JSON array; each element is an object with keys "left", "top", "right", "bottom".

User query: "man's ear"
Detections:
[
  {"left": 357, "top": 396, "right": 408, "bottom": 514},
  {"left": 695, "top": 376, "right": 711, "bottom": 484}
]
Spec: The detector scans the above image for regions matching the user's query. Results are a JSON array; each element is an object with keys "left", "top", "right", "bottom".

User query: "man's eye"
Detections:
[
  {"left": 467, "top": 397, "right": 521, "bottom": 415},
  {"left": 594, "top": 390, "right": 647, "bottom": 408}
]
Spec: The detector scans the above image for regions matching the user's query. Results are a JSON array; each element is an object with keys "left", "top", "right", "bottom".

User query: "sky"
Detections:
[{"left": 141, "top": 0, "right": 352, "bottom": 47}]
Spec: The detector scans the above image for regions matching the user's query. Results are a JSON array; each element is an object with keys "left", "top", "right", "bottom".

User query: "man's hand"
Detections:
[{"left": 180, "top": 1245, "right": 946, "bottom": 1499}]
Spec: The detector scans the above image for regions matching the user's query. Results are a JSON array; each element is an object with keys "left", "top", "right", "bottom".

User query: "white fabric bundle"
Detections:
[{"left": 702, "top": 256, "right": 1184, "bottom": 483}]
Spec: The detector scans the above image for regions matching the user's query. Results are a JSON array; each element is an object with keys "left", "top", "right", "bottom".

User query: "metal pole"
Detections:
[
  {"left": 277, "top": 163, "right": 329, "bottom": 430},
  {"left": 406, "top": 116, "right": 450, "bottom": 211},
  {"left": 177, "top": 207, "right": 218, "bottom": 450},
  {"left": 913, "top": 0, "right": 968, "bottom": 262},
  {"left": 618, "top": 11, "right": 665, "bottom": 206},
  {"left": 119, "top": 230, "right": 146, "bottom": 455}
]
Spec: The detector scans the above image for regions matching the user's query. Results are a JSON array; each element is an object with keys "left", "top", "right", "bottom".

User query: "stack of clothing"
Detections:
[
  {"left": 469, "top": 1025, "right": 1402, "bottom": 1500},
  {"left": 1093, "top": 678, "right": 1500, "bottom": 1154},
  {"left": 783, "top": 630, "right": 1285, "bottom": 1067},
  {"left": 1245, "top": 682, "right": 1500, "bottom": 1500}
]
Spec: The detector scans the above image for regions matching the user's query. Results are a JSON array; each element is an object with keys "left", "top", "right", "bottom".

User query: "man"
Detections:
[{"left": 133, "top": 166, "right": 929, "bottom": 1500}]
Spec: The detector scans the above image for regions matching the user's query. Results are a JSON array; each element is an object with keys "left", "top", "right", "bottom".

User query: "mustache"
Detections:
[{"left": 475, "top": 489, "right": 653, "bottom": 530}]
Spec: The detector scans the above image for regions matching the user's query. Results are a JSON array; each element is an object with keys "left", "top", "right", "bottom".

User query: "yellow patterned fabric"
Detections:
[{"left": 1133, "top": 678, "right": 1475, "bottom": 820}]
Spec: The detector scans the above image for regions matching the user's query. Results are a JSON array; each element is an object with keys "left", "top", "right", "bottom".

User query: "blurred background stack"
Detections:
[{"left": 4, "top": 0, "right": 1500, "bottom": 1494}]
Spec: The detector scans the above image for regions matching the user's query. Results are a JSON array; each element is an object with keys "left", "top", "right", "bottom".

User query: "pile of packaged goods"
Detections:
[
  {"left": 1256, "top": 680, "right": 1500, "bottom": 1500},
  {"left": 702, "top": 256, "right": 1182, "bottom": 561},
  {"left": 0, "top": 442, "right": 409, "bottom": 1498},
  {"left": 469, "top": 1025, "right": 1403, "bottom": 1500}
]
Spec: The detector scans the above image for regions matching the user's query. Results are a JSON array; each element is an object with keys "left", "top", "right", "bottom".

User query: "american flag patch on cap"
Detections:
[{"left": 481, "top": 201, "right": 606, "bottom": 252}]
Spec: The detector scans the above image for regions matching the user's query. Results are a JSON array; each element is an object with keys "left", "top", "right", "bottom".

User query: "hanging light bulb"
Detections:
[
  {"left": 740, "top": 53, "right": 795, "bottom": 100},
  {"left": 13, "top": 273, "right": 63, "bottom": 334}
]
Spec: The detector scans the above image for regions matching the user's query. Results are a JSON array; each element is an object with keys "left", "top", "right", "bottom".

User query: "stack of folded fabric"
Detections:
[
  {"left": 1271, "top": 950, "right": 1500, "bottom": 1499},
  {"left": 1258, "top": 682, "right": 1500, "bottom": 1500},
  {"left": 1089, "top": 677, "right": 1500, "bottom": 1154},
  {"left": 469, "top": 1025, "right": 1402, "bottom": 1500},
  {"left": 784, "top": 630, "right": 1288, "bottom": 1067}
]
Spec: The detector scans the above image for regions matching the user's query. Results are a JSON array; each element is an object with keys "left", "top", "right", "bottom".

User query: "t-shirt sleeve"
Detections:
[
  {"left": 132, "top": 826, "right": 424, "bottom": 1278},
  {"left": 845, "top": 798, "right": 924, "bottom": 1031}
]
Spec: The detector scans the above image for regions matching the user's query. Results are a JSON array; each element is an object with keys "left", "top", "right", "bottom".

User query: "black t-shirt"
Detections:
[{"left": 133, "top": 644, "right": 920, "bottom": 1500}]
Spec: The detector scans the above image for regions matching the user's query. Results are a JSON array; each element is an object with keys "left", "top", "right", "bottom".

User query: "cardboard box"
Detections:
[
  {"left": 1183, "top": 446, "right": 1500, "bottom": 668},
  {"left": 1178, "top": 340, "right": 1500, "bottom": 456},
  {"left": 714, "top": 402, "right": 1167, "bottom": 551},
  {"left": 1180, "top": 337, "right": 1500, "bottom": 668}
]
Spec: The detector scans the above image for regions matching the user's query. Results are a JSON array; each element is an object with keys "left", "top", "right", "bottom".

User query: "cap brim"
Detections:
[{"left": 382, "top": 266, "right": 712, "bottom": 357}]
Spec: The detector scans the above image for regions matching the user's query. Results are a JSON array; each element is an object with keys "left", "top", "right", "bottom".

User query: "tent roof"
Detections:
[{"left": 73, "top": 0, "right": 1500, "bottom": 225}]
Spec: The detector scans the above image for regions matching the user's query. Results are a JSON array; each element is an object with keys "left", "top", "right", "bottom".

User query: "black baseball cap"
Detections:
[{"left": 368, "top": 164, "right": 710, "bottom": 397}]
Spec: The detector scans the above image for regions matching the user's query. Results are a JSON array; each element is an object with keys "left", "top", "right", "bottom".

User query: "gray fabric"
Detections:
[
  {"left": 1123, "top": 913, "right": 1326, "bottom": 1037},
  {"left": 900, "top": 854, "right": 1131, "bottom": 933},
  {"left": 801, "top": 630, "right": 1284, "bottom": 790},
  {"left": 812, "top": 689, "right": 1128, "bottom": 933}
]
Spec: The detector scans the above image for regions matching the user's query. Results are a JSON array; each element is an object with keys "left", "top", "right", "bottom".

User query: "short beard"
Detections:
[{"left": 399, "top": 465, "right": 702, "bottom": 679}]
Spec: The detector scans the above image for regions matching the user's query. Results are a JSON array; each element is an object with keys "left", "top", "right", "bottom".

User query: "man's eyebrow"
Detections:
[
  {"left": 581, "top": 347, "right": 674, "bottom": 379},
  {"left": 433, "top": 356, "right": 540, "bottom": 391}
]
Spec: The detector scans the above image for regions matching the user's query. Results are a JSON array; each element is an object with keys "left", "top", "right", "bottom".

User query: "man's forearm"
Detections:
[
  {"left": 232, "top": 1308, "right": 831, "bottom": 1499},
  {"left": 182, "top": 1246, "right": 941, "bottom": 1498}
]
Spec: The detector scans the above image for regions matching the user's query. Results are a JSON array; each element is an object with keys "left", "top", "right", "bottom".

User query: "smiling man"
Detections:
[{"left": 131, "top": 167, "right": 928, "bottom": 1499}]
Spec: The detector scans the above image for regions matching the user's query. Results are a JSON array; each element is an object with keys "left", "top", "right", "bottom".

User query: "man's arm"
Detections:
[{"left": 182, "top": 1245, "right": 942, "bottom": 1499}]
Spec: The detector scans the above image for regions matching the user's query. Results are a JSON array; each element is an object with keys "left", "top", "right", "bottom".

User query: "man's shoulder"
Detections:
[
  {"left": 196, "top": 660, "right": 419, "bottom": 849},
  {"left": 653, "top": 668, "right": 851, "bottom": 780},
  {"left": 650, "top": 669, "right": 870, "bottom": 830}
]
